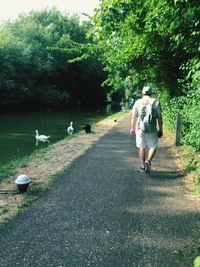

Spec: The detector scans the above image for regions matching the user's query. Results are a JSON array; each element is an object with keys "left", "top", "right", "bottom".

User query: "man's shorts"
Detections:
[{"left": 136, "top": 131, "right": 158, "bottom": 149}]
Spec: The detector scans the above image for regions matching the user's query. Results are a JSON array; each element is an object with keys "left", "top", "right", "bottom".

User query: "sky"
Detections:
[{"left": 0, "top": 0, "right": 100, "bottom": 22}]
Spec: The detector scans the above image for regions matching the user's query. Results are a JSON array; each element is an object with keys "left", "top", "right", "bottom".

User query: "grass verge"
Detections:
[{"left": 164, "top": 128, "right": 200, "bottom": 201}]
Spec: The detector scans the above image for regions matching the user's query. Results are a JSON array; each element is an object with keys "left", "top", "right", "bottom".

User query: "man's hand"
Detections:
[
  {"left": 130, "top": 129, "right": 136, "bottom": 135},
  {"left": 157, "top": 130, "right": 163, "bottom": 138}
]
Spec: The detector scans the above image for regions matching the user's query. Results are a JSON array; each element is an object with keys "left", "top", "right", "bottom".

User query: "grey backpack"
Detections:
[{"left": 138, "top": 98, "right": 156, "bottom": 133}]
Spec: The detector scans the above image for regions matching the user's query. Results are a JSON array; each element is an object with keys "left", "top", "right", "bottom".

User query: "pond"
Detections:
[{"left": 0, "top": 105, "right": 120, "bottom": 168}]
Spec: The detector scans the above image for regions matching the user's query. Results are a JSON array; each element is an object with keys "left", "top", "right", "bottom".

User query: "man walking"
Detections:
[{"left": 131, "top": 86, "right": 163, "bottom": 173}]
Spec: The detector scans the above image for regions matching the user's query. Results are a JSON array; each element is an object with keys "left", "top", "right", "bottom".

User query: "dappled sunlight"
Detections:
[{"left": 124, "top": 231, "right": 193, "bottom": 251}]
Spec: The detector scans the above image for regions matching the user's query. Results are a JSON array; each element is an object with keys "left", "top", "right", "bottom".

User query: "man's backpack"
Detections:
[{"left": 138, "top": 98, "right": 156, "bottom": 133}]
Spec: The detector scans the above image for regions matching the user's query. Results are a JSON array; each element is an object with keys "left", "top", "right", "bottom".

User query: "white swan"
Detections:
[
  {"left": 67, "top": 122, "right": 74, "bottom": 135},
  {"left": 35, "top": 130, "right": 50, "bottom": 141}
]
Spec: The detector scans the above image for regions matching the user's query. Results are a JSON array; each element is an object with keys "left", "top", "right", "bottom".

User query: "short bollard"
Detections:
[
  {"left": 15, "top": 175, "right": 31, "bottom": 193},
  {"left": 175, "top": 113, "right": 182, "bottom": 146}
]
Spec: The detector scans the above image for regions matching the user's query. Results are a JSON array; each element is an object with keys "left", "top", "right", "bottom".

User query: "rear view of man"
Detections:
[{"left": 131, "top": 86, "right": 163, "bottom": 173}]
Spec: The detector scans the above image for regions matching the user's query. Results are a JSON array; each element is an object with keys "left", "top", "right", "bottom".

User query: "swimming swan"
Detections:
[
  {"left": 67, "top": 122, "right": 74, "bottom": 135},
  {"left": 35, "top": 130, "right": 50, "bottom": 141}
]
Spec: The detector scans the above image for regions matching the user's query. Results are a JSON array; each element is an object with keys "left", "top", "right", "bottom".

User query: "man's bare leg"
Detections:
[
  {"left": 147, "top": 148, "right": 156, "bottom": 162},
  {"left": 139, "top": 148, "right": 146, "bottom": 168},
  {"left": 144, "top": 148, "right": 156, "bottom": 173}
]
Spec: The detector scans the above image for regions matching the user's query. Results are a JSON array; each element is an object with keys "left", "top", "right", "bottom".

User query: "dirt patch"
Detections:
[{"left": 0, "top": 118, "right": 121, "bottom": 225}]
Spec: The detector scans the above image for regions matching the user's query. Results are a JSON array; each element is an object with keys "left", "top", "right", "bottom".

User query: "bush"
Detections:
[{"left": 162, "top": 87, "right": 200, "bottom": 151}]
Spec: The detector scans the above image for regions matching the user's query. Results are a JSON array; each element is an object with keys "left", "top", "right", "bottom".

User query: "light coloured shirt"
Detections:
[{"left": 132, "top": 96, "right": 162, "bottom": 133}]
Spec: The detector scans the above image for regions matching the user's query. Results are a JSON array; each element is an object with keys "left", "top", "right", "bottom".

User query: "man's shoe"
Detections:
[
  {"left": 139, "top": 166, "right": 145, "bottom": 172},
  {"left": 145, "top": 160, "right": 151, "bottom": 174}
]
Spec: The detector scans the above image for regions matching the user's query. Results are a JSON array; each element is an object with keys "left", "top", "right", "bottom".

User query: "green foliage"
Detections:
[
  {"left": 90, "top": 0, "right": 183, "bottom": 95},
  {"left": 162, "top": 85, "right": 200, "bottom": 150},
  {"left": 194, "top": 256, "right": 200, "bottom": 267},
  {"left": 86, "top": 0, "right": 200, "bottom": 150},
  {"left": 0, "top": 8, "right": 109, "bottom": 110},
  {"left": 173, "top": 241, "right": 200, "bottom": 266},
  {"left": 173, "top": 249, "right": 184, "bottom": 261}
]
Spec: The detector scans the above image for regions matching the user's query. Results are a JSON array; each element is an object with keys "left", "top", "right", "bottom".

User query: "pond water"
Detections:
[{"left": 0, "top": 105, "right": 120, "bottom": 168}]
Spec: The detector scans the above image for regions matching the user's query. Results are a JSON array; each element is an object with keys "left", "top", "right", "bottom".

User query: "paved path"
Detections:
[{"left": 0, "top": 114, "right": 200, "bottom": 266}]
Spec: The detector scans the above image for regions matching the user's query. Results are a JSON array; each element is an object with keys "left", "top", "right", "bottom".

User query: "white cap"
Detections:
[{"left": 142, "top": 86, "right": 152, "bottom": 95}]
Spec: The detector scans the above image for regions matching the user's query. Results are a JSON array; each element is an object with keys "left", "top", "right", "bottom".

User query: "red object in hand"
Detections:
[{"left": 130, "top": 129, "right": 136, "bottom": 135}]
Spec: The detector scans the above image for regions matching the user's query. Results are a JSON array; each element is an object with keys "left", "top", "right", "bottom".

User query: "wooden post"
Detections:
[{"left": 175, "top": 113, "right": 182, "bottom": 146}]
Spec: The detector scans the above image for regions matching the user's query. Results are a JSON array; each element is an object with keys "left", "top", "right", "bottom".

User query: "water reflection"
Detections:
[
  {"left": 0, "top": 105, "right": 120, "bottom": 168},
  {"left": 35, "top": 129, "right": 51, "bottom": 144},
  {"left": 35, "top": 139, "right": 50, "bottom": 147}
]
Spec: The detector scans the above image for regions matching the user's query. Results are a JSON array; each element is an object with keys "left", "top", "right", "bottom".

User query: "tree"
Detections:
[
  {"left": 88, "top": 0, "right": 200, "bottom": 149},
  {"left": 0, "top": 8, "right": 109, "bottom": 110}
]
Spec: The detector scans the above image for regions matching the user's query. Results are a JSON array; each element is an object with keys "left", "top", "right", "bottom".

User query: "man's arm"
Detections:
[
  {"left": 157, "top": 113, "right": 163, "bottom": 136},
  {"left": 131, "top": 113, "right": 137, "bottom": 132}
]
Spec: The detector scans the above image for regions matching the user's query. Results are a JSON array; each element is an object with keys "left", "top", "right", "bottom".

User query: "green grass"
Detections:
[
  {"left": 0, "top": 146, "right": 53, "bottom": 183},
  {"left": 173, "top": 139, "right": 200, "bottom": 196}
]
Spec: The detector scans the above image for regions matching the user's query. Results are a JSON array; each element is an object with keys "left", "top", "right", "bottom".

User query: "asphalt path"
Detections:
[{"left": 0, "top": 114, "right": 200, "bottom": 266}]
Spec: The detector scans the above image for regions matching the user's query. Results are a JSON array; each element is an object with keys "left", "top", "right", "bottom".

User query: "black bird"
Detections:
[{"left": 83, "top": 124, "right": 91, "bottom": 133}]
